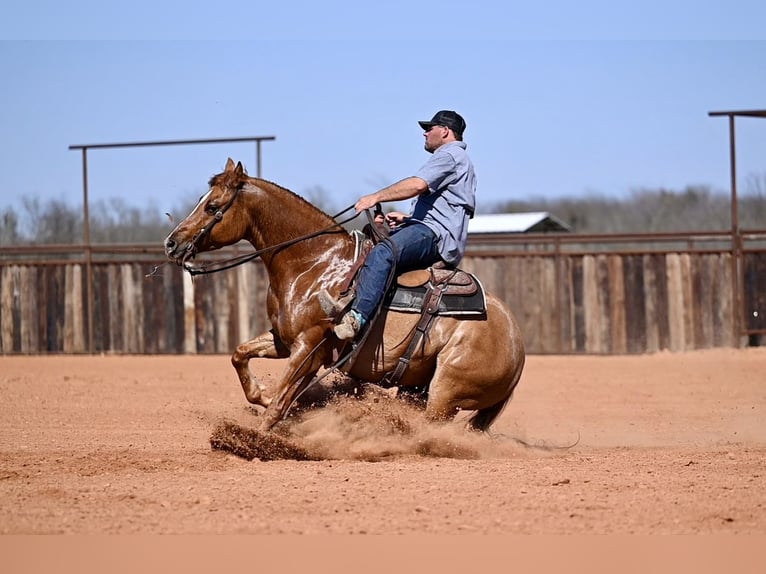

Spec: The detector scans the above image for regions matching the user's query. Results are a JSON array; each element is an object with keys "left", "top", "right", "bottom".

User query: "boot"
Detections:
[{"left": 334, "top": 310, "right": 364, "bottom": 341}]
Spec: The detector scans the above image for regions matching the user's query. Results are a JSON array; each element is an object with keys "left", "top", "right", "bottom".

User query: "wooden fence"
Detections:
[
  {"left": 462, "top": 252, "right": 740, "bottom": 353},
  {"left": 2, "top": 234, "right": 764, "bottom": 355}
]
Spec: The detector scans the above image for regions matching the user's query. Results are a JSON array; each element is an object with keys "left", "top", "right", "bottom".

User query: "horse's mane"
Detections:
[{"left": 208, "top": 171, "right": 340, "bottom": 225}]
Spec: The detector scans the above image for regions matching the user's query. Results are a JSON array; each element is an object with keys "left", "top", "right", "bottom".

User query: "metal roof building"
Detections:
[{"left": 468, "top": 212, "right": 571, "bottom": 234}]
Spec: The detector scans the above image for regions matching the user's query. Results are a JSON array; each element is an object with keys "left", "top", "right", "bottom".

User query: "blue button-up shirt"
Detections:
[{"left": 412, "top": 141, "right": 476, "bottom": 265}]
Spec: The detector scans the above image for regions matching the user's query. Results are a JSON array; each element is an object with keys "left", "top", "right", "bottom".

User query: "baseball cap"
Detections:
[{"left": 418, "top": 110, "right": 467, "bottom": 137}]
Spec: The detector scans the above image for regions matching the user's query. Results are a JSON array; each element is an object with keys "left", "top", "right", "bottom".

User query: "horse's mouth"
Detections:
[
  {"left": 165, "top": 243, "right": 197, "bottom": 267},
  {"left": 179, "top": 247, "right": 197, "bottom": 267}
]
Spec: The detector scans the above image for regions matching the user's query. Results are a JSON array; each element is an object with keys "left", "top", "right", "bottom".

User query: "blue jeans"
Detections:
[{"left": 352, "top": 221, "right": 441, "bottom": 321}]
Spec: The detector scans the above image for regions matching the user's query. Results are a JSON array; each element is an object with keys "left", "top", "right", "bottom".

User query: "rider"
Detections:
[{"left": 322, "top": 110, "right": 477, "bottom": 340}]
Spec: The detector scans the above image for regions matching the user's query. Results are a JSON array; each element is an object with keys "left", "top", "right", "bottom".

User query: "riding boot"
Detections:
[
  {"left": 318, "top": 289, "right": 366, "bottom": 340},
  {"left": 334, "top": 309, "right": 365, "bottom": 341}
]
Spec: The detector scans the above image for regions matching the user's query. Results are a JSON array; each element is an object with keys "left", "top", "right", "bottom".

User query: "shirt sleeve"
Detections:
[{"left": 414, "top": 150, "right": 457, "bottom": 192}]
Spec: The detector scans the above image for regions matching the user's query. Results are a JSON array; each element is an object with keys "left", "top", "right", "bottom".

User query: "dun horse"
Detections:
[{"left": 164, "top": 159, "right": 525, "bottom": 432}]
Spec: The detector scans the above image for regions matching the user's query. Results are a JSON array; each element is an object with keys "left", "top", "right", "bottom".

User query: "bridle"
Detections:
[{"left": 181, "top": 183, "right": 244, "bottom": 268}]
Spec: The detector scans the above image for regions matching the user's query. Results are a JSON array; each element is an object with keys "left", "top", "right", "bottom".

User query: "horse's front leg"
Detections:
[
  {"left": 231, "top": 329, "right": 290, "bottom": 407},
  {"left": 258, "top": 329, "right": 330, "bottom": 431}
]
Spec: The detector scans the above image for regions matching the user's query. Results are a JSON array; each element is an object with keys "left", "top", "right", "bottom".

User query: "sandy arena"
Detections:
[{"left": 1, "top": 348, "right": 764, "bottom": 534}]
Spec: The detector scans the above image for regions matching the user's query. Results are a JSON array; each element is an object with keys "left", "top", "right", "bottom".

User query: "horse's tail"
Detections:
[{"left": 467, "top": 371, "right": 522, "bottom": 432}]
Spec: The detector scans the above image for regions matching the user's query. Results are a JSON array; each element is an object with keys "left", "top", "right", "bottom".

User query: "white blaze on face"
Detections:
[
  {"left": 191, "top": 189, "right": 213, "bottom": 213},
  {"left": 165, "top": 188, "right": 213, "bottom": 246}
]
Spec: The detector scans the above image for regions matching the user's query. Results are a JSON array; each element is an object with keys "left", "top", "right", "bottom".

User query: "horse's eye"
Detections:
[{"left": 206, "top": 204, "right": 219, "bottom": 214}]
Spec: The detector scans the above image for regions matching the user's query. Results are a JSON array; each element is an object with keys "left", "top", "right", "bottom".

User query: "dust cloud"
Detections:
[{"left": 210, "top": 386, "right": 540, "bottom": 462}]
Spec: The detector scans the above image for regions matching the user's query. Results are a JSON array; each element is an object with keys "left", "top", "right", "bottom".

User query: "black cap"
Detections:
[{"left": 418, "top": 110, "right": 466, "bottom": 137}]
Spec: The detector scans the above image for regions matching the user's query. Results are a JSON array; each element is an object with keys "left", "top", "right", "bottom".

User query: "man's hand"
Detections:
[
  {"left": 384, "top": 211, "right": 408, "bottom": 229},
  {"left": 355, "top": 193, "right": 379, "bottom": 213}
]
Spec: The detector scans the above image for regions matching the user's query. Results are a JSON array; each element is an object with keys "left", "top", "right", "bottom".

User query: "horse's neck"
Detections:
[{"left": 240, "top": 182, "right": 354, "bottom": 283}]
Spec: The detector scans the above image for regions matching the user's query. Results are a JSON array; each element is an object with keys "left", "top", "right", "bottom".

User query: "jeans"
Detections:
[{"left": 352, "top": 221, "right": 441, "bottom": 321}]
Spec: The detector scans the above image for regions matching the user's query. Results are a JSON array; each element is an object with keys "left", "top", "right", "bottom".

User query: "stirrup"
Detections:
[
  {"left": 333, "top": 311, "right": 362, "bottom": 341},
  {"left": 318, "top": 288, "right": 353, "bottom": 319}
]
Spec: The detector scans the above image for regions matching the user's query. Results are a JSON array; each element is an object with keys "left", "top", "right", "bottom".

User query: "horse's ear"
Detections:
[
  {"left": 235, "top": 161, "right": 247, "bottom": 176},
  {"left": 225, "top": 158, "right": 236, "bottom": 172}
]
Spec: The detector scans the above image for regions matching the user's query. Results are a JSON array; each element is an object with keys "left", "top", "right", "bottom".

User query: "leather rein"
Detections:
[{"left": 181, "top": 195, "right": 361, "bottom": 276}]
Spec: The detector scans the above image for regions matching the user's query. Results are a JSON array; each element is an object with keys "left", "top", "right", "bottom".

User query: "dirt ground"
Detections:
[{"left": 1, "top": 348, "right": 764, "bottom": 534}]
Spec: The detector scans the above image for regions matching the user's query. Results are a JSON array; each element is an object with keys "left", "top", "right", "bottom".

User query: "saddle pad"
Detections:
[{"left": 386, "top": 275, "right": 487, "bottom": 316}]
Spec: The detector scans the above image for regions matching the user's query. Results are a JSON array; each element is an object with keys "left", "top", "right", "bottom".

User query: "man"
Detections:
[{"left": 325, "top": 109, "right": 477, "bottom": 340}]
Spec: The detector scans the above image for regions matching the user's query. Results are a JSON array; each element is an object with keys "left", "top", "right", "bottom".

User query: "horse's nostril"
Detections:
[{"left": 165, "top": 238, "right": 176, "bottom": 251}]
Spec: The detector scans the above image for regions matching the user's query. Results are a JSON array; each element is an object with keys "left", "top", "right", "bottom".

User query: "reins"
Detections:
[{"left": 182, "top": 204, "right": 361, "bottom": 276}]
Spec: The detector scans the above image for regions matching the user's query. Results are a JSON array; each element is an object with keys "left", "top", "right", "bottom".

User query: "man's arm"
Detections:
[{"left": 355, "top": 176, "right": 428, "bottom": 212}]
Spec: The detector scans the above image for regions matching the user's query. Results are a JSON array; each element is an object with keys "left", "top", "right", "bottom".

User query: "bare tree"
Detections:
[
  {"left": 0, "top": 208, "right": 22, "bottom": 245},
  {"left": 22, "top": 197, "right": 82, "bottom": 244},
  {"left": 742, "top": 172, "right": 766, "bottom": 229}
]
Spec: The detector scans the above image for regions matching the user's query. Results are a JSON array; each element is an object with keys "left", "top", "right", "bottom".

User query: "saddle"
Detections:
[
  {"left": 389, "top": 264, "right": 485, "bottom": 316},
  {"left": 339, "top": 229, "right": 486, "bottom": 388}
]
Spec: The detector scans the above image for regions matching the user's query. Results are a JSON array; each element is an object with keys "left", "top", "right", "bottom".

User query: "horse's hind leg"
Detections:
[
  {"left": 422, "top": 380, "right": 460, "bottom": 424},
  {"left": 230, "top": 329, "right": 290, "bottom": 407},
  {"left": 424, "top": 362, "right": 523, "bottom": 432},
  {"left": 425, "top": 387, "right": 511, "bottom": 432},
  {"left": 466, "top": 393, "right": 514, "bottom": 432}
]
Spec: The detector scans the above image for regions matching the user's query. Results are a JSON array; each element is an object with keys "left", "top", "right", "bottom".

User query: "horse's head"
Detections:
[{"left": 164, "top": 158, "right": 249, "bottom": 266}]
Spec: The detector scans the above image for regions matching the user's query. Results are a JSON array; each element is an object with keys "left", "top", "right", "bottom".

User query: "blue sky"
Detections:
[{"left": 1, "top": 2, "right": 765, "bottom": 220}]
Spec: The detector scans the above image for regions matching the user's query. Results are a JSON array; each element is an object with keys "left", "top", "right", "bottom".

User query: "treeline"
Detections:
[
  {"left": 0, "top": 196, "right": 194, "bottom": 246},
  {"left": 1, "top": 182, "right": 765, "bottom": 246},
  {"left": 489, "top": 184, "right": 766, "bottom": 233}
]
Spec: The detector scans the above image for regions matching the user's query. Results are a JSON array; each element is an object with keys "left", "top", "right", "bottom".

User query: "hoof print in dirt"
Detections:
[{"left": 210, "top": 420, "right": 317, "bottom": 461}]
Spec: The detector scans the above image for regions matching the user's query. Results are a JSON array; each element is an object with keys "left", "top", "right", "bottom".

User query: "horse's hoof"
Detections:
[{"left": 245, "top": 387, "right": 272, "bottom": 409}]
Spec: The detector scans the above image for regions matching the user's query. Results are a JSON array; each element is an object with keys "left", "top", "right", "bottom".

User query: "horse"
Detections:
[{"left": 164, "top": 158, "right": 525, "bottom": 433}]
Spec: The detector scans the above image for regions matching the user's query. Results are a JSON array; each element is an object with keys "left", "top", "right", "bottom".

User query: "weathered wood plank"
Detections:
[
  {"left": 608, "top": 255, "right": 627, "bottom": 354},
  {"left": 44, "top": 266, "right": 65, "bottom": 352},
  {"left": 183, "top": 271, "right": 196, "bottom": 353},
  {"left": 213, "top": 272, "right": 233, "bottom": 354},
  {"left": 20, "top": 266, "right": 37, "bottom": 352},
  {"left": 596, "top": 255, "right": 612, "bottom": 353},
  {"left": 519, "top": 256, "right": 541, "bottom": 352},
  {"left": 37, "top": 265, "right": 49, "bottom": 353},
  {"left": 654, "top": 254, "right": 671, "bottom": 352},
  {"left": 582, "top": 255, "right": 601, "bottom": 353},
  {"left": 1, "top": 266, "right": 16, "bottom": 352},
  {"left": 142, "top": 265, "right": 162, "bottom": 354},
  {"left": 108, "top": 265, "right": 123, "bottom": 352},
  {"left": 120, "top": 264, "right": 138, "bottom": 353},
  {"left": 195, "top": 276, "right": 216, "bottom": 354},
  {"left": 693, "top": 254, "right": 715, "bottom": 349},
  {"left": 161, "top": 264, "right": 183, "bottom": 353},
  {"left": 717, "top": 254, "right": 734, "bottom": 347},
  {"left": 504, "top": 257, "right": 525, "bottom": 343},
  {"left": 92, "top": 265, "right": 108, "bottom": 353},
  {"left": 64, "top": 265, "right": 86, "bottom": 353},
  {"left": 622, "top": 255, "right": 646, "bottom": 354},
  {"left": 236, "top": 264, "right": 251, "bottom": 347},
  {"left": 553, "top": 256, "right": 571, "bottom": 353},
  {"left": 642, "top": 254, "right": 659, "bottom": 353},
  {"left": 666, "top": 254, "right": 685, "bottom": 352},
  {"left": 680, "top": 254, "right": 694, "bottom": 351},
  {"left": 539, "top": 257, "right": 558, "bottom": 353},
  {"left": 571, "top": 256, "right": 585, "bottom": 353}
]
